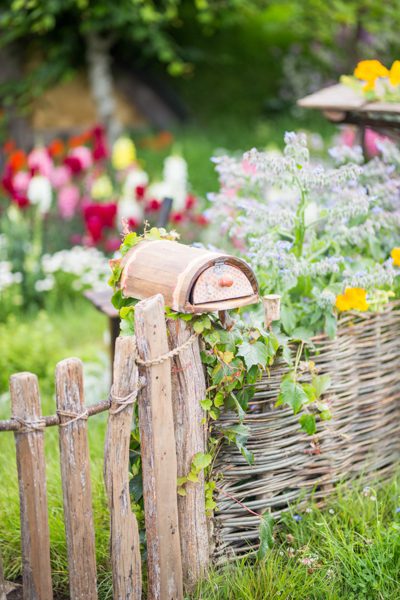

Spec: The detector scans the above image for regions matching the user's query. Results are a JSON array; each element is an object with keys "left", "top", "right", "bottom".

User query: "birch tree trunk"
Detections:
[{"left": 85, "top": 32, "right": 122, "bottom": 144}]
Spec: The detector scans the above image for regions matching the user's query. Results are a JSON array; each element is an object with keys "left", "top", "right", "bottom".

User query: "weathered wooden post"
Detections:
[
  {"left": 10, "top": 373, "right": 53, "bottom": 600},
  {"left": 262, "top": 294, "right": 281, "bottom": 329},
  {"left": 135, "top": 294, "right": 184, "bottom": 600},
  {"left": 104, "top": 336, "right": 142, "bottom": 600},
  {"left": 167, "top": 318, "right": 209, "bottom": 586},
  {"left": 56, "top": 359, "right": 98, "bottom": 600}
]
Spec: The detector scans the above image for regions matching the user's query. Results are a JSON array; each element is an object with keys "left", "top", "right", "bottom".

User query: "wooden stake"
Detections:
[
  {"left": 0, "top": 548, "right": 7, "bottom": 600},
  {"left": 167, "top": 318, "right": 209, "bottom": 588},
  {"left": 104, "top": 336, "right": 142, "bottom": 600},
  {"left": 135, "top": 294, "right": 183, "bottom": 600},
  {"left": 10, "top": 372, "right": 53, "bottom": 600},
  {"left": 55, "top": 359, "right": 98, "bottom": 600},
  {"left": 262, "top": 294, "right": 281, "bottom": 329}
]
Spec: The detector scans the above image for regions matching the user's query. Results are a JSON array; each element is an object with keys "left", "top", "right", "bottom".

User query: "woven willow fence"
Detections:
[{"left": 212, "top": 301, "right": 400, "bottom": 558}]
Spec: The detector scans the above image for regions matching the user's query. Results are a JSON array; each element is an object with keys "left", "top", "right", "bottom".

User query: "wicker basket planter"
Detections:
[{"left": 212, "top": 302, "right": 400, "bottom": 559}]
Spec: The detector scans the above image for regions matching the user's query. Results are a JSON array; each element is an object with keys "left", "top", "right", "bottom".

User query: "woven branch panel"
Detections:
[{"left": 212, "top": 302, "right": 400, "bottom": 559}]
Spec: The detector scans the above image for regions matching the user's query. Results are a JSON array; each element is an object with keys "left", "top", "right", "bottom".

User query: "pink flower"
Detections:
[
  {"left": 13, "top": 171, "right": 30, "bottom": 195},
  {"left": 340, "top": 127, "right": 356, "bottom": 147},
  {"left": 364, "top": 128, "right": 389, "bottom": 157},
  {"left": 28, "top": 148, "right": 53, "bottom": 178},
  {"left": 51, "top": 165, "right": 71, "bottom": 189},
  {"left": 58, "top": 185, "right": 80, "bottom": 220},
  {"left": 69, "top": 146, "right": 93, "bottom": 170}
]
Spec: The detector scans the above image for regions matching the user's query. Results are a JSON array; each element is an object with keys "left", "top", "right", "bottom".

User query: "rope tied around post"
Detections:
[
  {"left": 134, "top": 331, "right": 199, "bottom": 367},
  {"left": 57, "top": 409, "right": 89, "bottom": 427},
  {"left": 13, "top": 416, "right": 46, "bottom": 434},
  {"left": 109, "top": 377, "right": 145, "bottom": 415}
]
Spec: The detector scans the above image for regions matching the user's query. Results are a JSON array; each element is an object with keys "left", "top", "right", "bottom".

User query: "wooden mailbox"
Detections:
[{"left": 119, "top": 239, "right": 259, "bottom": 312}]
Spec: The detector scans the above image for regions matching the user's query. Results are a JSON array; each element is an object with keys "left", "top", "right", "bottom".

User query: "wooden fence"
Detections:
[{"left": 0, "top": 294, "right": 209, "bottom": 600}]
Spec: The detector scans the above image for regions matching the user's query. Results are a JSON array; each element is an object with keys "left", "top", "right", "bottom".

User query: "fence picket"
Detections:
[
  {"left": 135, "top": 294, "right": 184, "bottom": 600},
  {"left": 10, "top": 373, "right": 53, "bottom": 600},
  {"left": 55, "top": 358, "right": 98, "bottom": 600},
  {"left": 104, "top": 336, "right": 142, "bottom": 600},
  {"left": 167, "top": 319, "right": 210, "bottom": 587},
  {"left": 0, "top": 550, "right": 7, "bottom": 600}
]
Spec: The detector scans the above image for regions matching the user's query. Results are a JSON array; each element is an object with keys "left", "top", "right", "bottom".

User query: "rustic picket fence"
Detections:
[{"left": 0, "top": 294, "right": 209, "bottom": 600}]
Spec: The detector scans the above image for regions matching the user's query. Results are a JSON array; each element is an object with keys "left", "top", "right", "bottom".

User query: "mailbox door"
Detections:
[{"left": 191, "top": 263, "right": 254, "bottom": 305}]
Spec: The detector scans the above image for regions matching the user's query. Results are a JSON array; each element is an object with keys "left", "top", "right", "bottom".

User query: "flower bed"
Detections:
[{"left": 212, "top": 302, "right": 400, "bottom": 559}]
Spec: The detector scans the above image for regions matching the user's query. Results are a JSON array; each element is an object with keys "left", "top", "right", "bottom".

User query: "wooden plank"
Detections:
[
  {"left": 104, "top": 336, "right": 142, "bottom": 600},
  {"left": 297, "top": 83, "right": 366, "bottom": 111},
  {"left": 10, "top": 373, "right": 53, "bottom": 600},
  {"left": 167, "top": 319, "right": 209, "bottom": 588},
  {"left": 55, "top": 358, "right": 98, "bottom": 600},
  {"left": 0, "top": 549, "right": 7, "bottom": 600},
  {"left": 135, "top": 294, "right": 183, "bottom": 600}
]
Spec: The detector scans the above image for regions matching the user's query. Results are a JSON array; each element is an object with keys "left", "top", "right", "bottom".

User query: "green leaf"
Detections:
[
  {"left": 192, "top": 452, "right": 212, "bottom": 471},
  {"left": 280, "top": 304, "right": 296, "bottom": 335},
  {"left": 237, "top": 341, "right": 269, "bottom": 370},
  {"left": 214, "top": 392, "right": 225, "bottom": 408},
  {"left": 302, "top": 383, "right": 317, "bottom": 403},
  {"left": 187, "top": 471, "right": 199, "bottom": 483},
  {"left": 200, "top": 398, "right": 212, "bottom": 411},
  {"left": 277, "top": 375, "right": 308, "bottom": 415},
  {"left": 258, "top": 512, "right": 274, "bottom": 559},
  {"left": 291, "top": 327, "right": 314, "bottom": 342},
  {"left": 325, "top": 312, "right": 337, "bottom": 339},
  {"left": 312, "top": 374, "right": 331, "bottom": 398},
  {"left": 299, "top": 413, "right": 317, "bottom": 435},
  {"left": 236, "top": 437, "right": 254, "bottom": 465}
]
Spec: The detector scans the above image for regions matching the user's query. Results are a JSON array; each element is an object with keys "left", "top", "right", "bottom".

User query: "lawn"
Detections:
[{"left": 0, "top": 300, "right": 399, "bottom": 599}]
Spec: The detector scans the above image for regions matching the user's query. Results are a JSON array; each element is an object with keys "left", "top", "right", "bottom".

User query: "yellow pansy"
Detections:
[
  {"left": 391, "top": 247, "right": 400, "bottom": 266},
  {"left": 389, "top": 61, "right": 400, "bottom": 86},
  {"left": 354, "top": 59, "right": 389, "bottom": 91},
  {"left": 112, "top": 137, "right": 136, "bottom": 170},
  {"left": 336, "top": 287, "right": 369, "bottom": 312}
]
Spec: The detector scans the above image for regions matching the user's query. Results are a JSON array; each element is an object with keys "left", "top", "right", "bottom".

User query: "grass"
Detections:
[
  {"left": 0, "top": 301, "right": 113, "bottom": 598},
  {"left": 193, "top": 476, "right": 400, "bottom": 600},
  {"left": 0, "top": 305, "right": 399, "bottom": 598}
]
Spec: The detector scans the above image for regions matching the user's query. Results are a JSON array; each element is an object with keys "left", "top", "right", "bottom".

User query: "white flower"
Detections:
[
  {"left": 117, "top": 196, "right": 144, "bottom": 227},
  {"left": 27, "top": 175, "right": 52, "bottom": 213},
  {"left": 147, "top": 181, "right": 173, "bottom": 202},
  {"left": 123, "top": 169, "right": 149, "bottom": 197},
  {"left": 163, "top": 155, "right": 188, "bottom": 210},
  {"left": 34, "top": 276, "right": 55, "bottom": 292}
]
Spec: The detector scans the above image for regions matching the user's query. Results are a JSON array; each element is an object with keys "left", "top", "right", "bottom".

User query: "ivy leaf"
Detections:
[
  {"left": 192, "top": 452, "right": 212, "bottom": 471},
  {"left": 237, "top": 341, "right": 269, "bottom": 370},
  {"left": 277, "top": 375, "right": 308, "bottom": 414},
  {"left": 302, "top": 383, "right": 317, "bottom": 403},
  {"left": 200, "top": 398, "right": 212, "bottom": 411},
  {"left": 258, "top": 512, "right": 274, "bottom": 559},
  {"left": 299, "top": 413, "right": 317, "bottom": 435},
  {"left": 312, "top": 374, "right": 331, "bottom": 399},
  {"left": 280, "top": 304, "right": 296, "bottom": 335},
  {"left": 236, "top": 436, "right": 254, "bottom": 465}
]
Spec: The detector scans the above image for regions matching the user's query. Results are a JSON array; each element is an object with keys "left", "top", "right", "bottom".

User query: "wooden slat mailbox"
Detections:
[{"left": 119, "top": 239, "right": 259, "bottom": 312}]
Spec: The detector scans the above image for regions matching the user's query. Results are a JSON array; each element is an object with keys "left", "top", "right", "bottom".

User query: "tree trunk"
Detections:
[{"left": 85, "top": 32, "right": 122, "bottom": 144}]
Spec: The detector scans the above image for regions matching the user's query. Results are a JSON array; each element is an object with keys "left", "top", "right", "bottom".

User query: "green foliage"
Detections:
[
  {"left": 193, "top": 473, "right": 400, "bottom": 600},
  {"left": 258, "top": 512, "right": 275, "bottom": 560}
]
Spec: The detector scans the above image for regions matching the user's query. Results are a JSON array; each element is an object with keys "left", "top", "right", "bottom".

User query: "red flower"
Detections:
[
  {"left": 92, "top": 126, "right": 108, "bottom": 161},
  {"left": 147, "top": 198, "right": 161, "bottom": 212},
  {"left": 128, "top": 217, "right": 140, "bottom": 229},
  {"left": 195, "top": 214, "right": 209, "bottom": 226},
  {"left": 170, "top": 211, "right": 185, "bottom": 224},
  {"left": 135, "top": 184, "right": 146, "bottom": 200},
  {"left": 64, "top": 155, "right": 83, "bottom": 174},
  {"left": 185, "top": 194, "right": 197, "bottom": 210},
  {"left": 83, "top": 202, "right": 117, "bottom": 243},
  {"left": 1, "top": 166, "right": 29, "bottom": 208}
]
